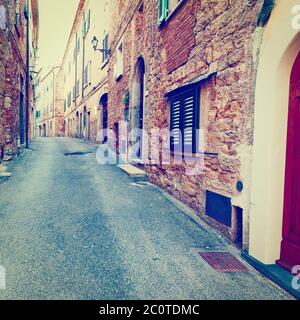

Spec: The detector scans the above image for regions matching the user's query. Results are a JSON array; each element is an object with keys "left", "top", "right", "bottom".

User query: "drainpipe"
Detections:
[{"left": 24, "top": 0, "right": 30, "bottom": 148}]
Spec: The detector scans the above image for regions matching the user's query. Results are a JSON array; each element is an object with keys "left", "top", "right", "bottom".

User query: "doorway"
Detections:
[
  {"left": 278, "top": 52, "right": 300, "bottom": 271},
  {"left": 76, "top": 112, "right": 79, "bottom": 138},
  {"left": 87, "top": 111, "right": 91, "bottom": 140},
  {"left": 19, "top": 92, "right": 24, "bottom": 145},
  {"left": 99, "top": 93, "right": 108, "bottom": 143},
  {"left": 80, "top": 113, "right": 83, "bottom": 139},
  {"left": 130, "top": 57, "right": 145, "bottom": 162}
]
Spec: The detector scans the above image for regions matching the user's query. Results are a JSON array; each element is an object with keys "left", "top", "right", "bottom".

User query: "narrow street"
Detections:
[{"left": 0, "top": 138, "right": 292, "bottom": 300}]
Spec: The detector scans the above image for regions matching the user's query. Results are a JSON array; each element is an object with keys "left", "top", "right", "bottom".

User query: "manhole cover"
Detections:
[
  {"left": 198, "top": 252, "right": 249, "bottom": 272},
  {"left": 64, "top": 152, "right": 93, "bottom": 156}
]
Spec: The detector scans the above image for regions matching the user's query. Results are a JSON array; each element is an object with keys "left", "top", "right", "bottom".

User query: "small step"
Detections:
[
  {"left": 0, "top": 172, "right": 12, "bottom": 178},
  {"left": 118, "top": 164, "right": 147, "bottom": 178},
  {"left": 0, "top": 164, "right": 8, "bottom": 172}
]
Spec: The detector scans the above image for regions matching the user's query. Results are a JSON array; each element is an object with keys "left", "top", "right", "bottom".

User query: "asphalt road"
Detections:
[{"left": 0, "top": 138, "right": 293, "bottom": 299}]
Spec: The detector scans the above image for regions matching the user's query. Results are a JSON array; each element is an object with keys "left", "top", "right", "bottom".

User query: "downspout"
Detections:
[{"left": 25, "top": 0, "right": 30, "bottom": 148}]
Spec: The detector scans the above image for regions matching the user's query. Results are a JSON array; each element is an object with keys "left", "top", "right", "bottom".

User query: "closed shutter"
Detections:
[
  {"left": 169, "top": 87, "right": 200, "bottom": 154},
  {"left": 88, "top": 10, "right": 91, "bottom": 31},
  {"left": 183, "top": 92, "right": 196, "bottom": 153},
  {"left": 158, "top": 0, "right": 168, "bottom": 23},
  {"left": 170, "top": 97, "right": 181, "bottom": 151},
  {"left": 102, "top": 38, "right": 105, "bottom": 62}
]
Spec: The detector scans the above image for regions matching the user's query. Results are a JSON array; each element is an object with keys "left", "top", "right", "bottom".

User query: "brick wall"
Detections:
[{"left": 0, "top": 0, "right": 37, "bottom": 160}]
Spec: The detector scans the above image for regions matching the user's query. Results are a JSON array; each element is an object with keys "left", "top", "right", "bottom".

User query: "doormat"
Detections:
[{"left": 198, "top": 252, "right": 249, "bottom": 272}]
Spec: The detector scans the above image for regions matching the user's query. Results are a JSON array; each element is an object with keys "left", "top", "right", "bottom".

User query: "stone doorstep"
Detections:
[
  {"left": 117, "top": 164, "right": 147, "bottom": 178},
  {"left": 0, "top": 164, "right": 8, "bottom": 172},
  {"left": 242, "top": 251, "right": 300, "bottom": 300},
  {"left": 0, "top": 172, "right": 12, "bottom": 177}
]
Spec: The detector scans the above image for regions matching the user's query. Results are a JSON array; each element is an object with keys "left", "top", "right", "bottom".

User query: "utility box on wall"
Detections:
[{"left": 205, "top": 190, "right": 232, "bottom": 227}]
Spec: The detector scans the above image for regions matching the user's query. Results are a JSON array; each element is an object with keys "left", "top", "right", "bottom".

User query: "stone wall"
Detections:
[
  {"left": 0, "top": 0, "right": 26, "bottom": 160},
  {"left": 0, "top": 0, "right": 36, "bottom": 160},
  {"left": 107, "top": 0, "right": 265, "bottom": 246}
]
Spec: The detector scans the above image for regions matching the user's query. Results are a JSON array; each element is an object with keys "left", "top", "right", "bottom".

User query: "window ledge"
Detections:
[
  {"left": 101, "top": 59, "right": 109, "bottom": 70},
  {"left": 115, "top": 73, "right": 123, "bottom": 82},
  {"left": 170, "top": 151, "right": 218, "bottom": 158}
]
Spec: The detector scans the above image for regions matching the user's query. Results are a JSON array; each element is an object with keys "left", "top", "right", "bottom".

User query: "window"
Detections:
[
  {"left": 14, "top": 0, "right": 21, "bottom": 33},
  {"left": 84, "top": 65, "right": 89, "bottom": 87},
  {"left": 76, "top": 80, "right": 80, "bottom": 97},
  {"left": 115, "top": 41, "right": 123, "bottom": 81},
  {"left": 72, "top": 85, "right": 76, "bottom": 101},
  {"left": 83, "top": 10, "right": 91, "bottom": 36},
  {"left": 168, "top": 87, "right": 200, "bottom": 154},
  {"left": 102, "top": 33, "right": 109, "bottom": 63},
  {"left": 68, "top": 92, "right": 71, "bottom": 107},
  {"left": 64, "top": 99, "right": 67, "bottom": 112},
  {"left": 158, "top": 0, "right": 183, "bottom": 24}
]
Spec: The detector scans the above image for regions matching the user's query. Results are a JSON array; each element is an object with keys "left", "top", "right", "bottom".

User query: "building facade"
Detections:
[
  {"left": 35, "top": 67, "right": 64, "bottom": 137},
  {"left": 54, "top": 0, "right": 300, "bottom": 289},
  {"left": 106, "top": 0, "right": 266, "bottom": 249},
  {"left": 0, "top": 0, "right": 39, "bottom": 160},
  {"left": 62, "top": 0, "right": 110, "bottom": 143},
  {"left": 106, "top": 0, "right": 300, "bottom": 277}
]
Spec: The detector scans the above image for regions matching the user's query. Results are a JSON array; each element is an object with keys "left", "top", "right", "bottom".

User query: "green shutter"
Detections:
[{"left": 158, "top": 0, "right": 168, "bottom": 24}]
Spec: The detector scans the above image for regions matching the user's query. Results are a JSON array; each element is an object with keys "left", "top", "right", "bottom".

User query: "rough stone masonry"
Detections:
[{"left": 107, "top": 0, "right": 266, "bottom": 247}]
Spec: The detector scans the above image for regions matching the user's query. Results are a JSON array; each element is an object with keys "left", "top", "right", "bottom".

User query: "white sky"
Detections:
[{"left": 37, "top": 0, "right": 79, "bottom": 73}]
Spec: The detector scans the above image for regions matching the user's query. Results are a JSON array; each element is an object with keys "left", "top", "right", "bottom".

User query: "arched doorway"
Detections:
[
  {"left": 249, "top": 0, "right": 300, "bottom": 265},
  {"left": 76, "top": 112, "right": 79, "bottom": 138},
  {"left": 277, "top": 53, "right": 300, "bottom": 271},
  {"left": 99, "top": 93, "right": 108, "bottom": 143},
  {"left": 130, "top": 56, "right": 145, "bottom": 163}
]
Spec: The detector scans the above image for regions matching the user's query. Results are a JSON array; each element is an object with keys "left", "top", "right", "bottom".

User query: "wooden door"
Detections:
[{"left": 278, "top": 52, "right": 300, "bottom": 271}]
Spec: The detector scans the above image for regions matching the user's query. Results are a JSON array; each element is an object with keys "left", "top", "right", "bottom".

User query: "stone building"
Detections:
[
  {"left": 62, "top": 0, "right": 110, "bottom": 143},
  {"left": 0, "top": 0, "right": 39, "bottom": 160},
  {"left": 57, "top": 0, "right": 300, "bottom": 295},
  {"left": 35, "top": 67, "right": 64, "bottom": 137},
  {"left": 106, "top": 0, "right": 265, "bottom": 248},
  {"left": 105, "top": 0, "right": 300, "bottom": 294}
]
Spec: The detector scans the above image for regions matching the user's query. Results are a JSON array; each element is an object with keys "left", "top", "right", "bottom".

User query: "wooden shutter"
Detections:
[
  {"left": 170, "top": 97, "right": 182, "bottom": 151},
  {"left": 105, "top": 34, "right": 109, "bottom": 60},
  {"left": 182, "top": 91, "right": 195, "bottom": 153},
  {"left": 102, "top": 38, "right": 105, "bottom": 62},
  {"left": 169, "top": 87, "right": 200, "bottom": 154},
  {"left": 158, "top": 0, "right": 168, "bottom": 23}
]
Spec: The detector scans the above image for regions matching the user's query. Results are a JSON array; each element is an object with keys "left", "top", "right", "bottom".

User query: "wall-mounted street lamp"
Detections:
[{"left": 91, "top": 36, "right": 111, "bottom": 56}]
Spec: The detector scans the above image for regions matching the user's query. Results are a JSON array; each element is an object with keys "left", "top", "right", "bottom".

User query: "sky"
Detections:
[{"left": 37, "top": 0, "right": 79, "bottom": 74}]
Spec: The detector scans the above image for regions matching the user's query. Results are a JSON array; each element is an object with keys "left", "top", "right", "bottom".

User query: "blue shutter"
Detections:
[
  {"left": 170, "top": 97, "right": 182, "bottom": 152},
  {"left": 158, "top": 0, "right": 168, "bottom": 23}
]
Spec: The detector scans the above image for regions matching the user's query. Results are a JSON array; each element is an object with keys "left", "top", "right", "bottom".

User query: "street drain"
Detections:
[
  {"left": 198, "top": 252, "right": 249, "bottom": 272},
  {"left": 64, "top": 152, "right": 94, "bottom": 156}
]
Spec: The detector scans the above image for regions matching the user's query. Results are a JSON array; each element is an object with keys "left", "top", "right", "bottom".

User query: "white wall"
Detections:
[{"left": 249, "top": 0, "right": 300, "bottom": 264}]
